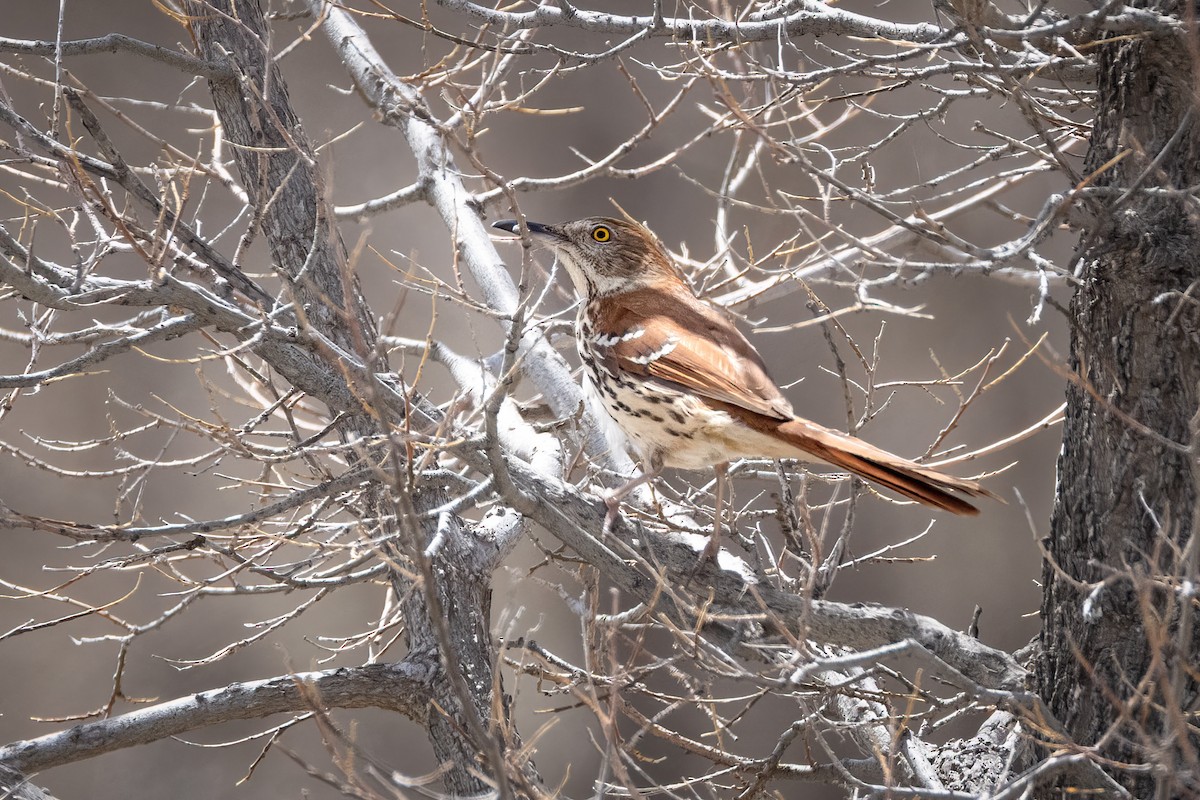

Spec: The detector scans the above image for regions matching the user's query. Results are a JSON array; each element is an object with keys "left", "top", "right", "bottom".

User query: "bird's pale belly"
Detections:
[{"left": 581, "top": 358, "right": 795, "bottom": 470}]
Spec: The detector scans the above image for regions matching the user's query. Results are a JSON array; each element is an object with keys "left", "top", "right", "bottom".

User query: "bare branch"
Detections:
[
  {"left": 0, "top": 664, "right": 431, "bottom": 774},
  {"left": 0, "top": 34, "right": 235, "bottom": 80}
]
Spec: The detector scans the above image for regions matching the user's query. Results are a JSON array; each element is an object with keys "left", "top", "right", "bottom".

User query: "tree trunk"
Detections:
[
  {"left": 1036, "top": 2, "right": 1200, "bottom": 796},
  {"left": 184, "top": 2, "right": 504, "bottom": 794}
]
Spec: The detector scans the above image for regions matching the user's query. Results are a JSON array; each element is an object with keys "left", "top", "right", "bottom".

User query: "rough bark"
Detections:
[
  {"left": 0, "top": 666, "right": 432, "bottom": 774},
  {"left": 400, "top": 489, "right": 512, "bottom": 797},
  {"left": 1036, "top": 1, "right": 1200, "bottom": 796},
  {"left": 182, "top": 2, "right": 506, "bottom": 794},
  {"left": 185, "top": 0, "right": 374, "bottom": 353},
  {"left": 0, "top": 766, "right": 61, "bottom": 800}
]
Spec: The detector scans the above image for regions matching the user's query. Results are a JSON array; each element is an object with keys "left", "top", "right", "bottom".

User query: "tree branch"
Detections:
[
  {"left": 0, "top": 34, "right": 236, "bottom": 81},
  {"left": 488, "top": 446, "right": 1028, "bottom": 691},
  {"left": 0, "top": 663, "right": 431, "bottom": 775}
]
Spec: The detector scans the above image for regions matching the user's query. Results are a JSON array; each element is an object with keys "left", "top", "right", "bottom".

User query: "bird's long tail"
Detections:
[{"left": 771, "top": 418, "right": 995, "bottom": 515}]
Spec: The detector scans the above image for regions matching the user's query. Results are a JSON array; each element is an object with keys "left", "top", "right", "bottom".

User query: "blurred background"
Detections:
[{"left": 0, "top": 0, "right": 1075, "bottom": 796}]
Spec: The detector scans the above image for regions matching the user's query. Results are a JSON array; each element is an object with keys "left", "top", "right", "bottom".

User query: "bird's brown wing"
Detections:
[
  {"left": 590, "top": 286, "right": 995, "bottom": 515},
  {"left": 589, "top": 286, "right": 794, "bottom": 421}
]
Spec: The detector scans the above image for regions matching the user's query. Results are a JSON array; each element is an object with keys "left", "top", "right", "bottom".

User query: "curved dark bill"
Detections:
[{"left": 492, "top": 219, "right": 555, "bottom": 236}]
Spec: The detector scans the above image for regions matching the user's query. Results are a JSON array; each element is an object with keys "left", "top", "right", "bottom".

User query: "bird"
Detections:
[{"left": 492, "top": 216, "right": 993, "bottom": 530}]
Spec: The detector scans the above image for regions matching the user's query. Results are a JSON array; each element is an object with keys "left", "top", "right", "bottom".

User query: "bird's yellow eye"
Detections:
[{"left": 591, "top": 225, "right": 612, "bottom": 243}]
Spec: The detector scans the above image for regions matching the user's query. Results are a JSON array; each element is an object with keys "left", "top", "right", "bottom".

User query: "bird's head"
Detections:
[{"left": 492, "top": 216, "right": 677, "bottom": 298}]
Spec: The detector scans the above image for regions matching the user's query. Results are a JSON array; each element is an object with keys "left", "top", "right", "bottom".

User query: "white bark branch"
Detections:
[
  {"left": 310, "top": 0, "right": 631, "bottom": 473},
  {"left": 0, "top": 664, "right": 431, "bottom": 774}
]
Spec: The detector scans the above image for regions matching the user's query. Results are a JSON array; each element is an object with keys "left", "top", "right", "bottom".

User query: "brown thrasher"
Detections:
[{"left": 493, "top": 217, "right": 992, "bottom": 524}]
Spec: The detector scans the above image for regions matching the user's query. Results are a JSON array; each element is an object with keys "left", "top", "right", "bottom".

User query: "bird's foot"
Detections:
[
  {"left": 601, "top": 492, "right": 623, "bottom": 536},
  {"left": 699, "top": 530, "right": 721, "bottom": 566},
  {"left": 683, "top": 528, "right": 722, "bottom": 588}
]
